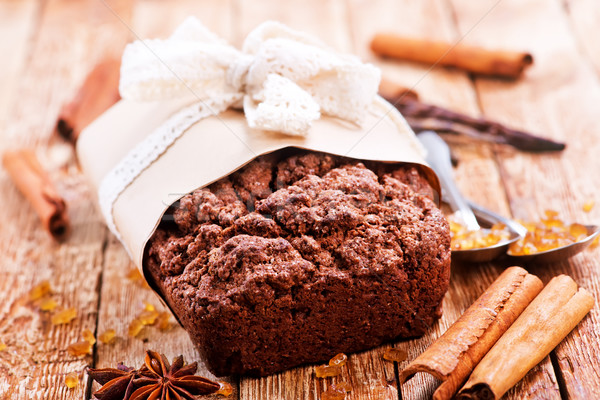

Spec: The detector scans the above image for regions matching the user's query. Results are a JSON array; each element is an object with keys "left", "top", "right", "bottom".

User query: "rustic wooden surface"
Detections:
[{"left": 0, "top": 0, "right": 599, "bottom": 399}]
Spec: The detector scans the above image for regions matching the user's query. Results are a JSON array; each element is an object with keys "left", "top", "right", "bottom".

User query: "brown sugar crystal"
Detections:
[
  {"left": 329, "top": 353, "right": 348, "bottom": 367},
  {"left": 67, "top": 340, "right": 92, "bottom": 357},
  {"left": 64, "top": 372, "right": 79, "bottom": 389},
  {"left": 51, "top": 308, "right": 77, "bottom": 325},
  {"left": 315, "top": 365, "right": 342, "bottom": 378},
  {"left": 383, "top": 348, "right": 408, "bottom": 362},
  {"left": 98, "top": 329, "right": 117, "bottom": 344}
]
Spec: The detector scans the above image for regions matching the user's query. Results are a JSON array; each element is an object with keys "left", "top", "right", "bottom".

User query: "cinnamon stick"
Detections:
[
  {"left": 56, "top": 57, "right": 121, "bottom": 144},
  {"left": 2, "top": 149, "right": 69, "bottom": 239},
  {"left": 457, "top": 275, "right": 594, "bottom": 400},
  {"left": 370, "top": 34, "right": 533, "bottom": 79},
  {"left": 399, "top": 267, "right": 543, "bottom": 400}
]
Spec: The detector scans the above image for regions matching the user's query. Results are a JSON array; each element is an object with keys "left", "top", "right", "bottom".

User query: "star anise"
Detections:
[
  {"left": 88, "top": 363, "right": 147, "bottom": 400},
  {"left": 89, "top": 350, "right": 222, "bottom": 400}
]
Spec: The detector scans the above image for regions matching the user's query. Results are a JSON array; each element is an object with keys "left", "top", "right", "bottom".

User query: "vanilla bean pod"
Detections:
[{"left": 385, "top": 96, "right": 566, "bottom": 152}]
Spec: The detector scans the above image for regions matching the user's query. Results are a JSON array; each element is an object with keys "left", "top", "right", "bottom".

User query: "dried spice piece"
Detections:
[
  {"left": 98, "top": 329, "right": 117, "bottom": 345},
  {"left": 65, "top": 372, "right": 79, "bottom": 389},
  {"left": 400, "top": 267, "right": 543, "bottom": 400},
  {"left": 51, "top": 308, "right": 77, "bottom": 325},
  {"left": 371, "top": 33, "right": 533, "bottom": 79},
  {"left": 39, "top": 297, "right": 58, "bottom": 312},
  {"left": 83, "top": 329, "right": 96, "bottom": 345},
  {"left": 328, "top": 353, "right": 348, "bottom": 367},
  {"left": 381, "top": 92, "right": 565, "bottom": 153},
  {"left": 67, "top": 340, "right": 92, "bottom": 357},
  {"left": 315, "top": 365, "right": 342, "bottom": 378},
  {"left": 378, "top": 77, "right": 418, "bottom": 101},
  {"left": 126, "top": 268, "right": 151, "bottom": 289},
  {"left": 88, "top": 363, "right": 141, "bottom": 400},
  {"left": 56, "top": 57, "right": 121, "bottom": 144},
  {"left": 2, "top": 150, "right": 70, "bottom": 239},
  {"left": 215, "top": 381, "right": 234, "bottom": 396},
  {"left": 457, "top": 275, "right": 594, "bottom": 400},
  {"left": 129, "top": 350, "right": 221, "bottom": 399},
  {"left": 128, "top": 319, "right": 145, "bottom": 338},
  {"left": 29, "top": 280, "right": 52, "bottom": 301},
  {"left": 383, "top": 348, "right": 408, "bottom": 362}
]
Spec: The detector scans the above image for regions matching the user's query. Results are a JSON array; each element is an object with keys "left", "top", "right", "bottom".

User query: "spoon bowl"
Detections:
[
  {"left": 450, "top": 202, "right": 524, "bottom": 263},
  {"left": 418, "top": 130, "right": 600, "bottom": 263},
  {"left": 506, "top": 225, "right": 600, "bottom": 263}
]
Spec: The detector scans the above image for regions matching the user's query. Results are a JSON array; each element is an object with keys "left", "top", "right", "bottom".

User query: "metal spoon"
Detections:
[
  {"left": 469, "top": 201, "right": 600, "bottom": 263},
  {"left": 418, "top": 131, "right": 523, "bottom": 262},
  {"left": 418, "top": 130, "right": 600, "bottom": 263}
]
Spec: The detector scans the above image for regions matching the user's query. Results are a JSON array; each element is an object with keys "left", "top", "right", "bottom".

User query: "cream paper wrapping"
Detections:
[
  {"left": 76, "top": 18, "right": 440, "bottom": 290},
  {"left": 77, "top": 95, "right": 438, "bottom": 275}
]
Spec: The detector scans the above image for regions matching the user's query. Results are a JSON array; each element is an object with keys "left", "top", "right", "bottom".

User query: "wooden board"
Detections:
[{"left": 0, "top": 0, "right": 599, "bottom": 398}]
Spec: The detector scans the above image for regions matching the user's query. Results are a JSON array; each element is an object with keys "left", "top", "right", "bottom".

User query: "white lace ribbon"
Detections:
[{"left": 99, "top": 18, "right": 380, "bottom": 240}]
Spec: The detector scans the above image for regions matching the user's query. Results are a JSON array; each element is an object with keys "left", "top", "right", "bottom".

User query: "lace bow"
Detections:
[{"left": 119, "top": 17, "right": 381, "bottom": 136}]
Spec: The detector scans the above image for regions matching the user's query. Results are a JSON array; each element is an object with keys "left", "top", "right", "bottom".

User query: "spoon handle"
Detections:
[{"left": 418, "top": 131, "right": 480, "bottom": 231}]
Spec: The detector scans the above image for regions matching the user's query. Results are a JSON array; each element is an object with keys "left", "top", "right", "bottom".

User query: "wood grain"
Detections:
[
  {"left": 0, "top": 0, "right": 133, "bottom": 398},
  {"left": 563, "top": 0, "right": 600, "bottom": 78},
  {"left": 0, "top": 0, "right": 39, "bottom": 133}
]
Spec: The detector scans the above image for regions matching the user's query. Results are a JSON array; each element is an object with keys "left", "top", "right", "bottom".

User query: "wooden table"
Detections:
[{"left": 1, "top": 0, "right": 599, "bottom": 398}]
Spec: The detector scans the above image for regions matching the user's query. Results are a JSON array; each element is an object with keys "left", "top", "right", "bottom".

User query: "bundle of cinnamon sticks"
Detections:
[{"left": 400, "top": 267, "right": 594, "bottom": 400}]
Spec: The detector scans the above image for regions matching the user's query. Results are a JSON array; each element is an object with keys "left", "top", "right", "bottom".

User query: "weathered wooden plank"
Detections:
[
  {"left": 0, "top": 0, "right": 39, "bottom": 133},
  {"left": 235, "top": 0, "right": 352, "bottom": 52},
  {"left": 1, "top": 0, "right": 134, "bottom": 147},
  {"left": 0, "top": 0, "right": 134, "bottom": 398},
  {"left": 131, "top": 0, "right": 235, "bottom": 40},
  {"left": 450, "top": 0, "right": 600, "bottom": 397},
  {"left": 563, "top": 0, "right": 600, "bottom": 78},
  {"left": 0, "top": 165, "right": 107, "bottom": 399}
]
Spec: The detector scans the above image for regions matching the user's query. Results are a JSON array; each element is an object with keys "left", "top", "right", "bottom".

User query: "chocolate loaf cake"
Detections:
[{"left": 145, "top": 150, "right": 451, "bottom": 376}]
